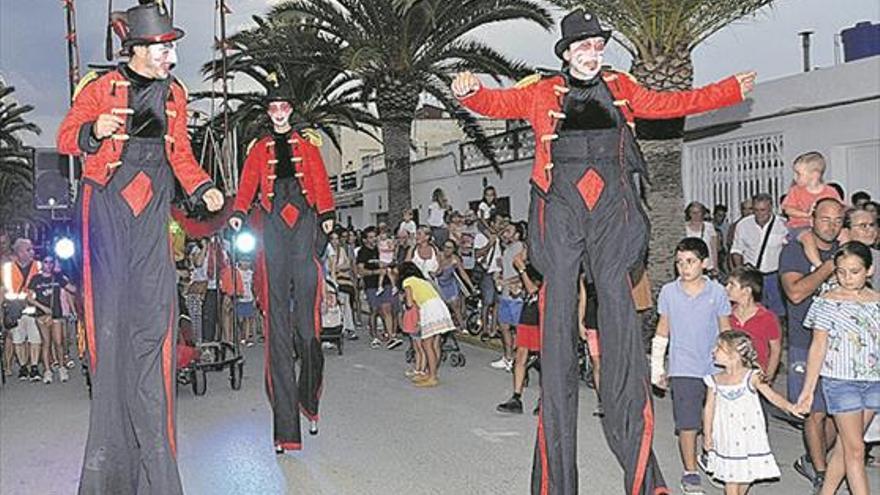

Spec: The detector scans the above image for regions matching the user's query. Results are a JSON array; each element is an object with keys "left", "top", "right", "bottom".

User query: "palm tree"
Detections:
[
  {"left": 551, "top": 0, "right": 773, "bottom": 289},
  {"left": 270, "top": 0, "right": 554, "bottom": 227},
  {"left": 0, "top": 80, "right": 40, "bottom": 224},
  {"left": 198, "top": 16, "right": 380, "bottom": 153}
]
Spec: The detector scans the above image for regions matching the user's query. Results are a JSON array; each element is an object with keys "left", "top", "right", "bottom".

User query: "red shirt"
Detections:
[
  {"left": 730, "top": 304, "right": 781, "bottom": 372},
  {"left": 781, "top": 184, "right": 841, "bottom": 229}
]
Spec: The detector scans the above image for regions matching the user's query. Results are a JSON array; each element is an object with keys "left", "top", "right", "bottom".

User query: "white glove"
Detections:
[{"left": 650, "top": 335, "right": 669, "bottom": 386}]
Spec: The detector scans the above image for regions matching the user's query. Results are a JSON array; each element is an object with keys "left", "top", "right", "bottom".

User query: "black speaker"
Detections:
[{"left": 33, "top": 149, "right": 73, "bottom": 210}]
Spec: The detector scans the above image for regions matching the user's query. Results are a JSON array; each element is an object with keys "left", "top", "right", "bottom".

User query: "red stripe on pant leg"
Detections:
[
  {"left": 80, "top": 184, "right": 97, "bottom": 371},
  {"left": 163, "top": 232, "right": 177, "bottom": 458},
  {"left": 312, "top": 256, "right": 323, "bottom": 339},
  {"left": 537, "top": 284, "right": 549, "bottom": 495},
  {"left": 162, "top": 305, "right": 176, "bottom": 457},
  {"left": 631, "top": 383, "right": 655, "bottom": 495},
  {"left": 260, "top": 252, "right": 273, "bottom": 401}
]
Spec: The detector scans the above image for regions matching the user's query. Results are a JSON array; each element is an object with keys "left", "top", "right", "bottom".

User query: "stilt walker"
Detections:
[
  {"left": 453, "top": 10, "right": 755, "bottom": 495},
  {"left": 57, "top": 2, "right": 224, "bottom": 494},
  {"left": 229, "top": 78, "right": 335, "bottom": 453}
]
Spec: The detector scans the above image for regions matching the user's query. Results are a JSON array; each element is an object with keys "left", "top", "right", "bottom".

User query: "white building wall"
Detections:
[{"left": 683, "top": 56, "right": 880, "bottom": 219}]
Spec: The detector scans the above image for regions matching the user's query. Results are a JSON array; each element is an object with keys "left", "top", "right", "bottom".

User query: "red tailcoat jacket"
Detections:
[
  {"left": 231, "top": 131, "right": 335, "bottom": 223},
  {"left": 57, "top": 69, "right": 213, "bottom": 197},
  {"left": 459, "top": 69, "right": 744, "bottom": 193}
]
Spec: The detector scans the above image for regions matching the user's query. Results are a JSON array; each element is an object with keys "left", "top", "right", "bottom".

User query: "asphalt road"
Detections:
[{"left": 1, "top": 335, "right": 877, "bottom": 494}]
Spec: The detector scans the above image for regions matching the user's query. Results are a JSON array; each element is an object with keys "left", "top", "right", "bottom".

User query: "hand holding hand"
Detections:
[
  {"left": 93, "top": 113, "right": 126, "bottom": 139},
  {"left": 202, "top": 188, "right": 224, "bottom": 212},
  {"left": 795, "top": 391, "right": 813, "bottom": 416},
  {"left": 451, "top": 72, "right": 481, "bottom": 98},
  {"left": 735, "top": 71, "right": 757, "bottom": 97}
]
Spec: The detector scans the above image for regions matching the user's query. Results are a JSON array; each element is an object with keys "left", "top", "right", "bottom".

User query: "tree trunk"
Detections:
[
  {"left": 375, "top": 77, "right": 420, "bottom": 229},
  {"left": 381, "top": 118, "right": 413, "bottom": 230},
  {"left": 630, "top": 53, "right": 693, "bottom": 297},
  {"left": 640, "top": 139, "right": 685, "bottom": 289}
]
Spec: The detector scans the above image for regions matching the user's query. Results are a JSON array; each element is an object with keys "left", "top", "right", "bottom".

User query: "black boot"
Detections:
[{"left": 496, "top": 396, "right": 523, "bottom": 414}]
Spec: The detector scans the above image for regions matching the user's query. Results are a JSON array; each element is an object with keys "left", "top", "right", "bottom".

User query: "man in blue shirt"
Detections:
[{"left": 780, "top": 197, "right": 844, "bottom": 493}]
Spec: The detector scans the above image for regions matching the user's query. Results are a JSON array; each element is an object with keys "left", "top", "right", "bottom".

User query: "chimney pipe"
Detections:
[{"left": 799, "top": 30, "right": 814, "bottom": 72}]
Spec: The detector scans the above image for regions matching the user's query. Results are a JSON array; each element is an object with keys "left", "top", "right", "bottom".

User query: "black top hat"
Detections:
[
  {"left": 121, "top": 2, "right": 184, "bottom": 48},
  {"left": 264, "top": 73, "right": 292, "bottom": 104},
  {"left": 554, "top": 9, "right": 611, "bottom": 59}
]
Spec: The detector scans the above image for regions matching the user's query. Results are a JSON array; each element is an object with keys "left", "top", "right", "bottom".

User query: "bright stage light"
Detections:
[
  {"left": 234, "top": 231, "right": 256, "bottom": 254},
  {"left": 54, "top": 237, "right": 76, "bottom": 260}
]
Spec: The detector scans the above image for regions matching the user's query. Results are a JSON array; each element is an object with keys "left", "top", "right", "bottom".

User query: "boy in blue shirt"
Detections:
[{"left": 651, "top": 238, "right": 731, "bottom": 494}]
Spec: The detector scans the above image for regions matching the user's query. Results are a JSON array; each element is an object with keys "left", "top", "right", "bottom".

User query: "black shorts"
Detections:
[{"left": 670, "top": 376, "right": 706, "bottom": 433}]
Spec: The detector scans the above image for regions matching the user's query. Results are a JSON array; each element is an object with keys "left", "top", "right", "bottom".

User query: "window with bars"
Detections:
[{"left": 684, "top": 133, "right": 786, "bottom": 220}]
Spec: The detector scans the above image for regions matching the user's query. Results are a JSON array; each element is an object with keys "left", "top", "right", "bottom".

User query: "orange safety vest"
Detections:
[{"left": 2, "top": 260, "right": 41, "bottom": 300}]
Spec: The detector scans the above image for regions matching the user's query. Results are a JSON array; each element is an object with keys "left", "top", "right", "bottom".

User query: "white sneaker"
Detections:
[
  {"left": 370, "top": 338, "right": 382, "bottom": 349},
  {"left": 43, "top": 371, "right": 53, "bottom": 384},
  {"left": 58, "top": 367, "right": 69, "bottom": 383},
  {"left": 375, "top": 287, "right": 384, "bottom": 296},
  {"left": 490, "top": 356, "right": 513, "bottom": 371}
]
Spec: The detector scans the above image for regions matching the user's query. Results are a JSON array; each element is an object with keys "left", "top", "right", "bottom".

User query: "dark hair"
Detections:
[
  {"left": 482, "top": 186, "right": 496, "bottom": 202},
  {"left": 729, "top": 266, "right": 763, "bottom": 302},
  {"left": 713, "top": 204, "right": 728, "bottom": 214},
  {"left": 684, "top": 201, "right": 707, "bottom": 221},
  {"left": 432, "top": 188, "right": 445, "bottom": 202},
  {"left": 828, "top": 182, "right": 845, "bottom": 201},
  {"left": 443, "top": 239, "right": 458, "bottom": 252},
  {"left": 752, "top": 193, "right": 773, "bottom": 206},
  {"left": 362, "top": 226, "right": 377, "bottom": 237},
  {"left": 834, "top": 241, "right": 873, "bottom": 271},
  {"left": 398, "top": 261, "right": 425, "bottom": 289},
  {"left": 852, "top": 190, "right": 872, "bottom": 205},
  {"left": 675, "top": 237, "right": 709, "bottom": 260}
]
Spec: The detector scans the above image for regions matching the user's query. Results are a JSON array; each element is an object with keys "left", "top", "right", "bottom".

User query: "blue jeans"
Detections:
[{"left": 822, "top": 378, "right": 880, "bottom": 415}]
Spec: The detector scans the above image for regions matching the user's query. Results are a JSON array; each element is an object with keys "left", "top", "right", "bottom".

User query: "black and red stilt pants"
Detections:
[
  {"left": 78, "top": 137, "right": 182, "bottom": 495},
  {"left": 528, "top": 128, "right": 667, "bottom": 495},
  {"left": 260, "top": 177, "right": 325, "bottom": 451}
]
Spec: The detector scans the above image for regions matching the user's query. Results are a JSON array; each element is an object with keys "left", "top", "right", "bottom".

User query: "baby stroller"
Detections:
[
  {"left": 439, "top": 331, "right": 466, "bottom": 367},
  {"left": 319, "top": 281, "right": 345, "bottom": 355},
  {"left": 462, "top": 293, "right": 483, "bottom": 336}
]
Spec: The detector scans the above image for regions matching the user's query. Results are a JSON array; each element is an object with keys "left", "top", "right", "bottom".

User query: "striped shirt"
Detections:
[{"left": 804, "top": 297, "right": 880, "bottom": 381}]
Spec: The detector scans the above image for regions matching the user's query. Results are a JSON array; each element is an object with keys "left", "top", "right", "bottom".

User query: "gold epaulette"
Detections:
[
  {"left": 72, "top": 71, "right": 101, "bottom": 101},
  {"left": 171, "top": 76, "right": 189, "bottom": 98},
  {"left": 246, "top": 138, "right": 258, "bottom": 154},
  {"left": 514, "top": 73, "right": 542, "bottom": 89},
  {"left": 301, "top": 128, "right": 323, "bottom": 147}
]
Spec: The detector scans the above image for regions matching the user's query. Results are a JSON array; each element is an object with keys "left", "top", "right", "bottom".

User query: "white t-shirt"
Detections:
[
  {"left": 478, "top": 201, "right": 495, "bottom": 221},
  {"left": 398, "top": 220, "right": 417, "bottom": 236},
  {"left": 730, "top": 215, "right": 788, "bottom": 273},
  {"left": 238, "top": 268, "right": 254, "bottom": 302},
  {"left": 427, "top": 201, "right": 446, "bottom": 228}
]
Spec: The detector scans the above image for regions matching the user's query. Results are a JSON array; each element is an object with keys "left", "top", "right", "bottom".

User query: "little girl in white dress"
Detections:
[{"left": 703, "top": 330, "right": 803, "bottom": 494}]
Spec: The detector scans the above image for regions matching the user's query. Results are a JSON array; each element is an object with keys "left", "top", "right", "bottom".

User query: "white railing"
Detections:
[{"left": 685, "top": 133, "right": 786, "bottom": 219}]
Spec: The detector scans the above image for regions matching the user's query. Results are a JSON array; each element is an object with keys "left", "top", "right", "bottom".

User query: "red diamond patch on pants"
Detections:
[
  {"left": 280, "top": 203, "right": 300, "bottom": 228},
  {"left": 120, "top": 171, "right": 154, "bottom": 217},
  {"left": 576, "top": 168, "right": 604, "bottom": 211}
]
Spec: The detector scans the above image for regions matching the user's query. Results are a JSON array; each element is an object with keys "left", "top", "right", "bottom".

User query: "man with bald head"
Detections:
[{"left": 780, "top": 197, "right": 846, "bottom": 492}]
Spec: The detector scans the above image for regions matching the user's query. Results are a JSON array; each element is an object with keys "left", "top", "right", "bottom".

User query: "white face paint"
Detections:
[
  {"left": 267, "top": 101, "right": 293, "bottom": 131},
  {"left": 564, "top": 37, "right": 605, "bottom": 81},
  {"left": 147, "top": 42, "right": 177, "bottom": 79}
]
